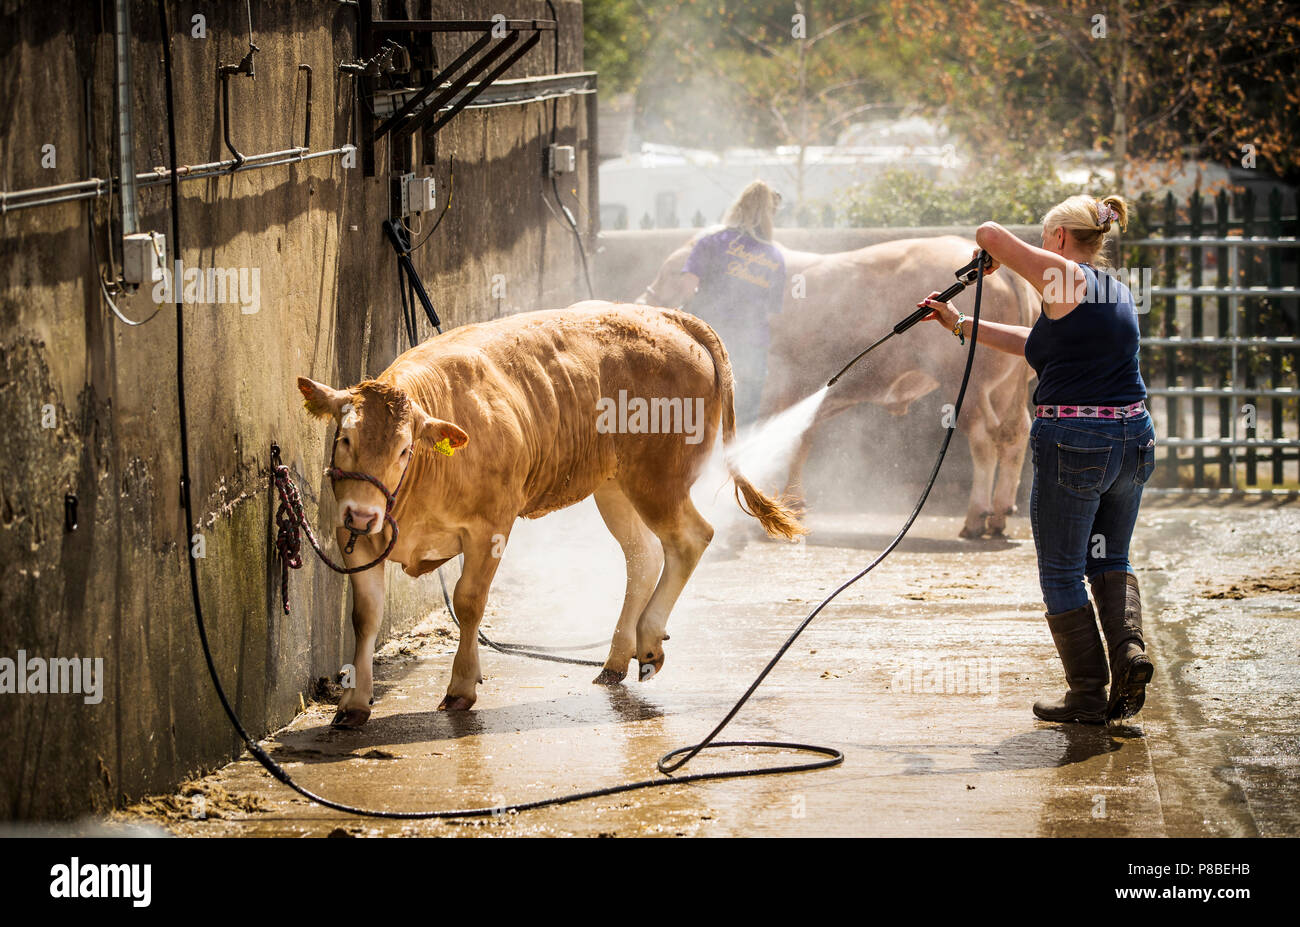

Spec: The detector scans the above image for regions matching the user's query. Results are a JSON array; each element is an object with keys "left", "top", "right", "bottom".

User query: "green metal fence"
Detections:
[{"left": 1124, "top": 188, "right": 1299, "bottom": 495}]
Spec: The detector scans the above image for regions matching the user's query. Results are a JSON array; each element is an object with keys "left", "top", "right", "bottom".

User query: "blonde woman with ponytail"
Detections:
[
  {"left": 920, "top": 194, "right": 1155, "bottom": 725},
  {"left": 678, "top": 180, "right": 787, "bottom": 426}
]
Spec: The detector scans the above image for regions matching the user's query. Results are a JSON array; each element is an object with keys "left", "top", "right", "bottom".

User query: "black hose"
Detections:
[
  {"left": 550, "top": 174, "right": 595, "bottom": 299},
  {"left": 543, "top": 0, "right": 594, "bottom": 299},
  {"left": 164, "top": 0, "right": 986, "bottom": 819},
  {"left": 436, "top": 567, "right": 605, "bottom": 667},
  {"left": 408, "top": 155, "right": 454, "bottom": 253},
  {"left": 659, "top": 255, "right": 988, "bottom": 774}
]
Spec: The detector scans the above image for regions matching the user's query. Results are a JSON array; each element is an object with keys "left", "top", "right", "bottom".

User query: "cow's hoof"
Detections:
[
  {"left": 331, "top": 707, "right": 371, "bottom": 729},
  {"left": 437, "top": 695, "right": 475, "bottom": 711},
  {"left": 960, "top": 512, "right": 992, "bottom": 539},
  {"left": 593, "top": 668, "right": 626, "bottom": 686}
]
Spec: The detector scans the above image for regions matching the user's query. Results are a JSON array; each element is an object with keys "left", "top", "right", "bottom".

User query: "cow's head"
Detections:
[{"left": 296, "top": 377, "right": 468, "bottom": 535}]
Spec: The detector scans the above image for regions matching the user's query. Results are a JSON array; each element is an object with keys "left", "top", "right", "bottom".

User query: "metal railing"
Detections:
[
  {"left": 1, "top": 145, "right": 357, "bottom": 214},
  {"left": 1124, "top": 187, "right": 1299, "bottom": 495}
]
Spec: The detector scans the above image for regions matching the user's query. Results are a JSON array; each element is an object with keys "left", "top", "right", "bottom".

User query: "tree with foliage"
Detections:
[
  {"left": 582, "top": 0, "right": 681, "bottom": 94},
  {"left": 884, "top": 0, "right": 1300, "bottom": 186},
  {"left": 829, "top": 156, "right": 1095, "bottom": 226},
  {"left": 586, "top": 0, "right": 903, "bottom": 209},
  {"left": 582, "top": 0, "right": 1300, "bottom": 219}
]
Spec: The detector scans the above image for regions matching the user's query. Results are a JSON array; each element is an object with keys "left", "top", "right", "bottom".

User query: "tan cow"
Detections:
[
  {"left": 296, "top": 303, "right": 801, "bottom": 727},
  {"left": 640, "top": 233, "right": 1040, "bottom": 537}
]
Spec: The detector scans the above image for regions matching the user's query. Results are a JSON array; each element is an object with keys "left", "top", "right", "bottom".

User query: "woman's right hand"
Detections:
[
  {"left": 973, "top": 246, "right": 1000, "bottom": 275},
  {"left": 918, "top": 291, "right": 958, "bottom": 329}
]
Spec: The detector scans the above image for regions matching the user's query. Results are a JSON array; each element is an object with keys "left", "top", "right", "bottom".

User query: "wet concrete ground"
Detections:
[{"left": 126, "top": 497, "right": 1299, "bottom": 837}]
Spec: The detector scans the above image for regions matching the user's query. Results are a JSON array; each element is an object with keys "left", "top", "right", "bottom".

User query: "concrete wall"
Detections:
[{"left": 0, "top": 0, "right": 589, "bottom": 819}]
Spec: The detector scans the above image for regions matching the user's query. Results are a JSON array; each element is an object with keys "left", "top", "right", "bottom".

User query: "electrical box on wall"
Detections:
[
  {"left": 546, "top": 144, "right": 576, "bottom": 177},
  {"left": 122, "top": 231, "right": 167, "bottom": 286},
  {"left": 399, "top": 173, "right": 437, "bottom": 216}
]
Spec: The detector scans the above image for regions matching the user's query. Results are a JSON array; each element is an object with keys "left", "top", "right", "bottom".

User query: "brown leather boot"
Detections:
[
  {"left": 1033, "top": 603, "right": 1109, "bottom": 724},
  {"left": 1089, "top": 571, "right": 1154, "bottom": 721}
]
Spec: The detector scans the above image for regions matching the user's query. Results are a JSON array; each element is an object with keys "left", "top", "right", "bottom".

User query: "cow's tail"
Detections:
[{"left": 668, "top": 309, "right": 805, "bottom": 541}]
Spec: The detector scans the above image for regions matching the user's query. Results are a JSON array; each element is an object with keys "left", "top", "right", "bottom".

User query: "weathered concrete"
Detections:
[
  {"left": 0, "top": 0, "right": 589, "bottom": 818},
  {"left": 118, "top": 498, "right": 1299, "bottom": 837}
]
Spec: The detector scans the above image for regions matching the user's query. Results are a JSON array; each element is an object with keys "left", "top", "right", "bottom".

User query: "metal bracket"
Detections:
[
  {"left": 64, "top": 493, "right": 78, "bottom": 533},
  {"left": 297, "top": 64, "right": 313, "bottom": 150},
  {"left": 352, "top": 11, "right": 555, "bottom": 177},
  {"left": 218, "top": 43, "right": 259, "bottom": 169}
]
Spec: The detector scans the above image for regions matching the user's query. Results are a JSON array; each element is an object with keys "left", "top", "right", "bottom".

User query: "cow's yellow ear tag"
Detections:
[{"left": 432, "top": 437, "right": 456, "bottom": 457}]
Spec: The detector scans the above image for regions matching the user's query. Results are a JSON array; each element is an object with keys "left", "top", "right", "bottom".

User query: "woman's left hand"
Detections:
[{"left": 919, "top": 292, "right": 958, "bottom": 329}]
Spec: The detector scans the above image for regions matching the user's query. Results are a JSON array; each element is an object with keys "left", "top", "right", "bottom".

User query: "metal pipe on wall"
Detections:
[
  {"left": 3, "top": 65, "right": 596, "bottom": 214},
  {"left": 1, "top": 145, "right": 357, "bottom": 213},
  {"left": 114, "top": 0, "right": 140, "bottom": 235}
]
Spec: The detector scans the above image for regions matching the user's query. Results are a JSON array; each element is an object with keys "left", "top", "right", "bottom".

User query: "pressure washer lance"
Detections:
[{"left": 826, "top": 250, "right": 991, "bottom": 387}]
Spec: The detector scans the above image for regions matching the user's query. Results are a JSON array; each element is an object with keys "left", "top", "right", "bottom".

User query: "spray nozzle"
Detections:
[{"left": 953, "top": 250, "right": 991, "bottom": 286}]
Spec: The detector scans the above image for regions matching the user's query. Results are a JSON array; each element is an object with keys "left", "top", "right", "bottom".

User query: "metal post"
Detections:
[
  {"left": 1216, "top": 190, "right": 1235, "bottom": 486},
  {"left": 1162, "top": 193, "right": 1179, "bottom": 486},
  {"left": 114, "top": 0, "right": 139, "bottom": 235},
  {"left": 1268, "top": 187, "right": 1285, "bottom": 486},
  {"left": 359, "top": 0, "right": 375, "bottom": 176},
  {"left": 1190, "top": 190, "right": 1205, "bottom": 486},
  {"left": 585, "top": 78, "right": 600, "bottom": 250},
  {"left": 1242, "top": 189, "right": 1258, "bottom": 485}
]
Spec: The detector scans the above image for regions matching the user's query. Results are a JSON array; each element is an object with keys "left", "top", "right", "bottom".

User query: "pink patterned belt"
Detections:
[{"left": 1035, "top": 400, "right": 1147, "bottom": 420}]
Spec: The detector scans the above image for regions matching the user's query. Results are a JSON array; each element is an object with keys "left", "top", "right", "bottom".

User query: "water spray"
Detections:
[{"left": 827, "top": 251, "right": 990, "bottom": 387}]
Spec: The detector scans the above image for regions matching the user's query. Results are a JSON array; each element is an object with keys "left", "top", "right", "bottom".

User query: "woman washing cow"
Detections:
[
  {"left": 677, "top": 180, "right": 787, "bottom": 427},
  {"left": 921, "top": 195, "right": 1155, "bottom": 725}
]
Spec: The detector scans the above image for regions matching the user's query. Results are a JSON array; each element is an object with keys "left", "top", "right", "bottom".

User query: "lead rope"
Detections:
[
  {"left": 271, "top": 451, "right": 399, "bottom": 614},
  {"left": 437, "top": 568, "right": 607, "bottom": 666}
]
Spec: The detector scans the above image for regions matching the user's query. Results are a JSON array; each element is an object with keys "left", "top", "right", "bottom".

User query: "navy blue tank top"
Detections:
[{"left": 1024, "top": 263, "right": 1147, "bottom": 406}]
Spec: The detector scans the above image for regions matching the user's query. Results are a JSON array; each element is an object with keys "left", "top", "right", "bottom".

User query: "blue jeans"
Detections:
[{"left": 1029, "top": 412, "right": 1156, "bottom": 614}]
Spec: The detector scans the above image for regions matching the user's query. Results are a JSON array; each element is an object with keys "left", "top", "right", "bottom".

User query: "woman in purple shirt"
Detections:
[
  {"left": 679, "top": 181, "right": 787, "bottom": 426},
  {"left": 921, "top": 195, "right": 1155, "bottom": 725}
]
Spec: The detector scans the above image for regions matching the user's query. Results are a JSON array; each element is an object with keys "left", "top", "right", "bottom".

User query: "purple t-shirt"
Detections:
[{"left": 682, "top": 228, "right": 785, "bottom": 354}]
